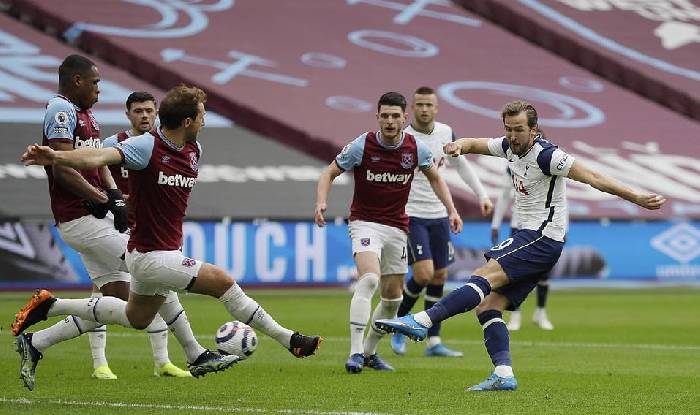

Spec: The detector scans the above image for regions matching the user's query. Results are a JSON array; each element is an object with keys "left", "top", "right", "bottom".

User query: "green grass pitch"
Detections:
[{"left": 1, "top": 288, "right": 698, "bottom": 415}]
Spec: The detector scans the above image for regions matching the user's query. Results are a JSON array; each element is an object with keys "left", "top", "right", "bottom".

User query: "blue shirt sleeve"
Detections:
[
  {"left": 44, "top": 99, "right": 76, "bottom": 141},
  {"left": 416, "top": 139, "right": 434, "bottom": 169},
  {"left": 335, "top": 133, "right": 366, "bottom": 171},
  {"left": 102, "top": 133, "right": 119, "bottom": 149},
  {"left": 116, "top": 133, "right": 155, "bottom": 170}
]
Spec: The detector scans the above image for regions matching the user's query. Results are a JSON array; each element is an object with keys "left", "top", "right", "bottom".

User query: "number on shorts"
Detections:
[
  {"left": 401, "top": 246, "right": 407, "bottom": 262},
  {"left": 416, "top": 244, "right": 423, "bottom": 255}
]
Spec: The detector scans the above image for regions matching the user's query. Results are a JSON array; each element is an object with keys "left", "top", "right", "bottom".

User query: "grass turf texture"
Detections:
[{"left": 0, "top": 288, "right": 698, "bottom": 415}]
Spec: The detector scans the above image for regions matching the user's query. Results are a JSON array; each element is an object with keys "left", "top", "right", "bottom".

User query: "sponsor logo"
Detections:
[
  {"left": 557, "top": 155, "right": 569, "bottom": 170},
  {"left": 54, "top": 111, "right": 68, "bottom": 125},
  {"left": 366, "top": 169, "right": 412, "bottom": 184},
  {"left": 400, "top": 152, "right": 414, "bottom": 169},
  {"left": 651, "top": 223, "right": 700, "bottom": 264},
  {"left": 53, "top": 127, "right": 69, "bottom": 135},
  {"left": 360, "top": 238, "right": 370, "bottom": 246},
  {"left": 157, "top": 171, "right": 196, "bottom": 188},
  {"left": 74, "top": 137, "right": 102, "bottom": 149},
  {"left": 370, "top": 156, "right": 381, "bottom": 162},
  {"left": 182, "top": 257, "right": 196, "bottom": 267}
]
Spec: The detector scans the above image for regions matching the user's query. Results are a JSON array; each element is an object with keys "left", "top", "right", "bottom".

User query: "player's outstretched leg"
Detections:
[
  {"left": 377, "top": 275, "right": 492, "bottom": 340},
  {"left": 423, "top": 283, "right": 463, "bottom": 357},
  {"left": 146, "top": 313, "right": 192, "bottom": 378},
  {"left": 12, "top": 289, "right": 57, "bottom": 336}
]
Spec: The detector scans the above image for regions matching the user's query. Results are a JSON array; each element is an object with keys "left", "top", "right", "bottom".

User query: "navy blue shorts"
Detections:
[
  {"left": 407, "top": 216, "right": 454, "bottom": 269},
  {"left": 485, "top": 229, "right": 564, "bottom": 310}
]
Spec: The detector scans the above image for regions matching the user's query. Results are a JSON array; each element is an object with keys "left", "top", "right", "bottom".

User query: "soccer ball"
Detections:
[{"left": 215, "top": 321, "right": 257, "bottom": 359}]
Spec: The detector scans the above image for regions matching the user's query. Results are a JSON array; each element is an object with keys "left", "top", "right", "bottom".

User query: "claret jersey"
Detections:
[{"left": 335, "top": 131, "right": 433, "bottom": 232}]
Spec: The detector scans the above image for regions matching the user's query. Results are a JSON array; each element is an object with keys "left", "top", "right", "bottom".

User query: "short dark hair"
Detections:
[
  {"left": 501, "top": 100, "right": 538, "bottom": 128},
  {"left": 126, "top": 91, "right": 156, "bottom": 111},
  {"left": 377, "top": 92, "right": 406, "bottom": 112},
  {"left": 413, "top": 86, "right": 435, "bottom": 95},
  {"left": 58, "top": 54, "right": 96, "bottom": 87},
  {"left": 159, "top": 85, "right": 206, "bottom": 129}
]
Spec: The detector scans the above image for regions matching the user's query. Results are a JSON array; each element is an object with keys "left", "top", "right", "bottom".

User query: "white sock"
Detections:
[
  {"left": 87, "top": 292, "right": 108, "bottom": 368},
  {"left": 32, "top": 315, "right": 101, "bottom": 352},
  {"left": 219, "top": 284, "right": 294, "bottom": 348},
  {"left": 158, "top": 292, "right": 205, "bottom": 363},
  {"left": 349, "top": 273, "right": 379, "bottom": 355},
  {"left": 427, "top": 336, "right": 442, "bottom": 348},
  {"left": 414, "top": 311, "right": 433, "bottom": 328},
  {"left": 146, "top": 314, "right": 170, "bottom": 367},
  {"left": 88, "top": 326, "right": 108, "bottom": 368},
  {"left": 364, "top": 297, "right": 401, "bottom": 356},
  {"left": 48, "top": 297, "right": 133, "bottom": 328},
  {"left": 495, "top": 365, "right": 514, "bottom": 378}
]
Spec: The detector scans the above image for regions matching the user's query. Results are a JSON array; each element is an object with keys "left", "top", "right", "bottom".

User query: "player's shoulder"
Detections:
[
  {"left": 432, "top": 121, "right": 452, "bottom": 136},
  {"left": 45, "top": 96, "right": 77, "bottom": 118},
  {"left": 534, "top": 136, "right": 559, "bottom": 152}
]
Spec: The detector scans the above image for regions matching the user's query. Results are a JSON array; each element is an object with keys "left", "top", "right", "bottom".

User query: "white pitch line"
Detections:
[
  {"left": 93, "top": 333, "right": 700, "bottom": 352},
  {"left": 0, "top": 397, "right": 389, "bottom": 415}
]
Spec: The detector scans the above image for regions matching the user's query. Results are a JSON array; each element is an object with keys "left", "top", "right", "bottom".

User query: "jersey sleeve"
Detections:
[
  {"left": 487, "top": 136, "right": 509, "bottom": 158},
  {"left": 44, "top": 100, "right": 76, "bottom": 142},
  {"left": 115, "top": 134, "right": 155, "bottom": 170},
  {"left": 335, "top": 133, "right": 366, "bottom": 171},
  {"left": 102, "top": 133, "right": 119, "bottom": 149},
  {"left": 537, "top": 147, "right": 575, "bottom": 176},
  {"left": 416, "top": 139, "right": 434, "bottom": 169}
]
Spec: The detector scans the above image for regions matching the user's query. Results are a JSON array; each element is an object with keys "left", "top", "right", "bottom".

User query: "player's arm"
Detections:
[
  {"left": 314, "top": 161, "right": 344, "bottom": 227},
  {"left": 490, "top": 173, "right": 514, "bottom": 245},
  {"left": 448, "top": 155, "right": 493, "bottom": 216},
  {"left": 24, "top": 143, "right": 123, "bottom": 170},
  {"left": 567, "top": 159, "right": 665, "bottom": 210},
  {"left": 443, "top": 138, "right": 492, "bottom": 157},
  {"left": 47, "top": 142, "right": 109, "bottom": 204},
  {"left": 422, "top": 165, "right": 463, "bottom": 234}
]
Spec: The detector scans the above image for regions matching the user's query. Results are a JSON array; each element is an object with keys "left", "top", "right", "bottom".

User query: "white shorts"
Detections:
[
  {"left": 57, "top": 215, "right": 130, "bottom": 288},
  {"left": 125, "top": 249, "right": 203, "bottom": 296},
  {"left": 348, "top": 220, "right": 408, "bottom": 275}
]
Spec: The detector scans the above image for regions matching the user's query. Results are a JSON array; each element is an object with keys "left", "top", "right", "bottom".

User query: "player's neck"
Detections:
[
  {"left": 160, "top": 127, "right": 186, "bottom": 148},
  {"left": 57, "top": 89, "right": 81, "bottom": 109},
  {"left": 411, "top": 121, "right": 434, "bottom": 135}
]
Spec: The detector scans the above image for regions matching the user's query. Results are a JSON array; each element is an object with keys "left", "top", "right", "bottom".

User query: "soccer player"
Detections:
[
  {"left": 22, "top": 54, "right": 191, "bottom": 383},
  {"left": 491, "top": 166, "right": 554, "bottom": 331},
  {"left": 376, "top": 100, "right": 665, "bottom": 390},
  {"left": 15, "top": 84, "right": 321, "bottom": 390},
  {"left": 84, "top": 91, "right": 191, "bottom": 379},
  {"left": 392, "top": 86, "right": 493, "bottom": 358},
  {"left": 315, "top": 92, "right": 462, "bottom": 373}
]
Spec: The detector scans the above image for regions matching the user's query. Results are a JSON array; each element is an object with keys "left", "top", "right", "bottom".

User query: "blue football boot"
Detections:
[
  {"left": 365, "top": 354, "right": 394, "bottom": 371},
  {"left": 391, "top": 333, "right": 407, "bottom": 355},
  {"left": 345, "top": 353, "right": 365, "bottom": 373},
  {"left": 466, "top": 372, "right": 517, "bottom": 391},
  {"left": 374, "top": 314, "right": 428, "bottom": 341},
  {"left": 424, "top": 343, "right": 463, "bottom": 357}
]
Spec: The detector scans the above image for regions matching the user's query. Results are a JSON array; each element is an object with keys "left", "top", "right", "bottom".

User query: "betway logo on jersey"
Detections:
[
  {"left": 158, "top": 171, "right": 196, "bottom": 188},
  {"left": 74, "top": 137, "right": 102, "bottom": 149},
  {"left": 366, "top": 170, "right": 412, "bottom": 184}
]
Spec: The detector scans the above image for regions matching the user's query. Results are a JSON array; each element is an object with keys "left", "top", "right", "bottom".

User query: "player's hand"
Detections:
[
  {"left": 635, "top": 193, "right": 666, "bottom": 210},
  {"left": 480, "top": 197, "right": 494, "bottom": 216},
  {"left": 448, "top": 210, "right": 463, "bottom": 234},
  {"left": 84, "top": 198, "right": 110, "bottom": 219},
  {"left": 21, "top": 144, "right": 56, "bottom": 166},
  {"left": 107, "top": 189, "right": 129, "bottom": 233},
  {"left": 314, "top": 203, "right": 327, "bottom": 227},
  {"left": 443, "top": 142, "right": 462, "bottom": 157},
  {"left": 491, "top": 228, "right": 499, "bottom": 246}
]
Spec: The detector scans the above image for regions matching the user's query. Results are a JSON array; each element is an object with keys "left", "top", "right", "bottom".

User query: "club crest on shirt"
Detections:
[
  {"left": 189, "top": 152, "right": 199, "bottom": 172},
  {"left": 360, "top": 238, "right": 370, "bottom": 246},
  {"left": 400, "top": 152, "right": 414, "bottom": 169},
  {"left": 161, "top": 155, "right": 171, "bottom": 164},
  {"left": 182, "top": 257, "right": 196, "bottom": 267}
]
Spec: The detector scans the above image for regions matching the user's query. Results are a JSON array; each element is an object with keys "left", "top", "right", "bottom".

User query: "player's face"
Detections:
[
  {"left": 126, "top": 100, "right": 157, "bottom": 133},
  {"left": 411, "top": 93, "right": 437, "bottom": 126},
  {"left": 185, "top": 102, "right": 206, "bottom": 142},
  {"left": 376, "top": 105, "right": 406, "bottom": 142},
  {"left": 76, "top": 66, "right": 100, "bottom": 109},
  {"left": 504, "top": 112, "right": 537, "bottom": 156}
]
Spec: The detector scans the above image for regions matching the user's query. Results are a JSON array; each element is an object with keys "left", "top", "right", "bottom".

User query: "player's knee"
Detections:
[
  {"left": 127, "top": 313, "right": 155, "bottom": 330},
  {"left": 431, "top": 269, "right": 448, "bottom": 285}
]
